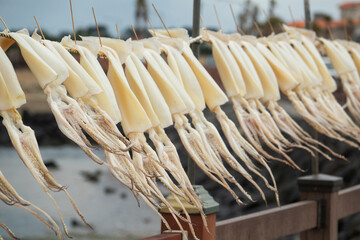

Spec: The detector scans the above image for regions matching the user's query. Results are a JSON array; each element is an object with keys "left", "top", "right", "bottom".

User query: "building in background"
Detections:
[
  {"left": 341, "top": 2, "right": 360, "bottom": 19},
  {"left": 288, "top": 1, "right": 360, "bottom": 41}
]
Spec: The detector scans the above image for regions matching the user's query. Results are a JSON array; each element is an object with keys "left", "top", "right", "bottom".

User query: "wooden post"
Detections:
[
  {"left": 188, "top": 0, "right": 201, "bottom": 184},
  {"left": 298, "top": 174, "right": 343, "bottom": 240},
  {"left": 160, "top": 185, "right": 219, "bottom": 240},
  {"left": 304, "top": 0, "right": 311, "bottom": 30}
]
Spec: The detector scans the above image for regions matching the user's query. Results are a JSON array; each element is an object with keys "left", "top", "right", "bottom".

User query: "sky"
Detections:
[{"left": 0, "top": 0, "right": 352, "bottom": 38}]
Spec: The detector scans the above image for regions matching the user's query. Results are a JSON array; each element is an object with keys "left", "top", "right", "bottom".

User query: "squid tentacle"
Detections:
[
  {"left": 0, "top": 174, "right": 63, "bottom": 239},
  {"left": 148, "top": 127, "right": 209, "bottom": 231},
  {"left": 233, "top": 98, "right": 303, "bottom": 171},
  {"left": 174, "top": 114, "right": 243, "bottom": 205},
  {"left": 268, "top": 101, "right": 346, "bottom": 161},
  {"left": 286, "top": 90, "right": 360, "bottom": 149},
  {"left": 213, "top": 106, "right": 279, "bottom": 203},
  {"left": 106, "top": 151, "right": 173, "bottom": 230},
  {"left": 190, "top": 110, "right": 263, "bottom": 202},
  {"left": 0, "top": 222, "right": 19, "bottom": 240}
]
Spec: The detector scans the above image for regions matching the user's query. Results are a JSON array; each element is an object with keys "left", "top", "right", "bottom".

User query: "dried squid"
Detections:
[
  {"left": 263, "top": 26, "right": 360, "bottom": 149},
  {"left": 200, "top": 30, "right": 308, "bottom": 172},
  {"left": 0, "top": 37, "right": 90, "bottom": 236},
  {"left": 323, "top": 38, "right": 360, "bottom": 124},
  {"left": 40, "top": 35, "right": 133, "bottom": 155},
  {"left": 176, "top": 30, "right": 280, "bottom": 197},
  {"left": 157, "top": 36, "right": 274, "bottom": 203},
  {"left": 123, "top": 46, "right": 208, "bottom": 228},
  {"left": 148, "top": 28, "right": 279, "bottom": 204},
  {"left": 137, "top": 38, "right": 255, "bottom": 205},
  {"left": 243, "top": 33, "right": 344, "bottom": 161},
  {"left": 8, "top": 29, "right": 132, "bottom": 167},
  {"left": 71, "top": 38, "right": 200, "bottom": 239}
]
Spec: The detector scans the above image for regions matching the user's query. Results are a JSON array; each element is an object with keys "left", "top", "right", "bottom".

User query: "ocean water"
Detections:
[{"left": 0, "top": 146, "right": 161, "bottom": 240}]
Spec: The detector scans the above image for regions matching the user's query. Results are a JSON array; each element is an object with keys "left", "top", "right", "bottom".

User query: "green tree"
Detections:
[
  {"left": 238, "top": 0, "right": 259, "bottom": 34},
  {"left": 269, "top": 0, "right": 276, "bottom": 18}
]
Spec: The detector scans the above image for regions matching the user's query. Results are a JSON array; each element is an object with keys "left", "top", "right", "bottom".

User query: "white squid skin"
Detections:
[
  {"left": 21, "top": 35, "right": 147, "bottom": 211},
  {"left": 149, "top": 29, "right": 280, "bottom": 205},
  {"left": 41, "top": 39, "right": 144, "bottom": 186},
  {"left": 226, "top": 30, "right": 345, "bottom": 178},
  {"left": 141, "top": 43, "right": 256, "bottom": 206},
  {"left": 255, "top": 40, "right": 336, "bottom": 158},
  {"left": 162, "top": 43, "right": 268, "bottom": 202},
  {"left": 179, "top": 41, "right": 280, "bottom": 202},
  {"left": 202, "top": 30, "right": 306, "bottom": 173},
  {"left": 44, "top": 38, "right": 134, "bottom": 155},
  {"left": 273, "top": 28, "right": 360, "bottom": 150},
  {"left": 324, "top": 39, "right": 360, "bottom": 125},
  {"left": 8, "top": 31, "right": 100, "bottom": 161},
  {"left": 141, "top": 47, "right": 236, "bottom": 206},
  {"left": 0, "top": 35, "right": 94, "bottom": 238},
  {"left": 238, "top": 40, "right": 318, "bottom": 170},
  {"left": 247, "top": 30, "right": 351, "bottom": 158},
  {"left": 71, "top": 42, "right": 198, "bottom": 240},
  {"left": 124, "top": 52, "right": 208, "bottom": 231}
]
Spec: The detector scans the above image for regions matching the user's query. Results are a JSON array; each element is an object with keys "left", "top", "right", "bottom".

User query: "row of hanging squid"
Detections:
[{"left": 1, "top": 22, "right": 360, "bottom": 240}]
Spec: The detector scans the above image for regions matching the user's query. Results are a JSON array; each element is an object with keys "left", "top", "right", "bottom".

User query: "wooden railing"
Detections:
[
  {"left": 216, "top": 174, "right": 360, "bottom": 240},
  {"left": 216, "top": 201, "right": 318, "bottom": 239},
  {"left": 140, "top": 174, "right": 360, "bottom": 240},
  {"left": 140, "top": 233, "right": 182, "bottom": 240},
  {"left": 337, "top": 185, "right": 360, "bottom": 219}
]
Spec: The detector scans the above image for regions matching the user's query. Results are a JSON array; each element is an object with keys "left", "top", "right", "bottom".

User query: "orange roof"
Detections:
[
  {"left": 314, "top": 19, "right": 331, "bottom": 28},
  {"left": 288, "top": 21, "right": 305, "bottom": 28},
  {"left": 287, "top": 18, "right": 360, "bottom": 29},
  {"left": 339, "top": 2, "right": 360, "bottom": 9}
]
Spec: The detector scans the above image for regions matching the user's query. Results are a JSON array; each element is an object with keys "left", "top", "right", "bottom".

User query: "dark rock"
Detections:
[
  {"left": 104, "top": 186, "right": 116, "bottom": 195},
  {"left": 70, "top": 218, "right": 92, "bottom": 229},
  {"left": 143, "top": 217, "right": 151, "bottom": 224},
  {"left": 119, "top": 192, "right": 128, "bottom": 199},
  {"left": 44, "top": 159, "right": 59, "bottom": 170},
  {"left": 80, "top": 170, "right": 102, "bottom": 183},
  {"left": 70, "top": 219, "right": 80, "bottom": 227}
]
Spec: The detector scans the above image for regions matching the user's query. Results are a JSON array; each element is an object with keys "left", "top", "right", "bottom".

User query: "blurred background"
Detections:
[{"left": 1, "top": 0, "right": 360, "bottom": 239}]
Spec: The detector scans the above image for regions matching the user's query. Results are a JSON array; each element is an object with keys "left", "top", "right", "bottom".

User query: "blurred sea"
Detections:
[{"left": 0, "top": 146, "right": 161, "bottom": 240}]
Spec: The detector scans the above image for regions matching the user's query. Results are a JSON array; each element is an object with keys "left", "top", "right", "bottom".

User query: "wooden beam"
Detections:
[
  {"left": 216, "top": 201, "right": 318, "bottom": 240},
  {"left": 139, "top": 233, "right": 182, "bottom": 240},
  {"left": 337, "top": 185, "right": 360, "bottom": 219}
]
